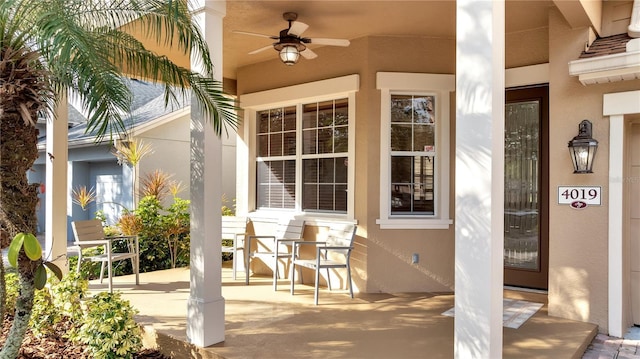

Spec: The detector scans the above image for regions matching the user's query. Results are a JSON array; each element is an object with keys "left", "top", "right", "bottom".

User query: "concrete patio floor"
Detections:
[{"left": 88, "top": 263, "right": 598, "bottom": 359}]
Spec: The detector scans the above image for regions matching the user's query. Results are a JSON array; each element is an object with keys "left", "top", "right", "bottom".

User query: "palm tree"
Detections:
[{"left": 0, "top": 0, "right": 237, "bottom": 356}]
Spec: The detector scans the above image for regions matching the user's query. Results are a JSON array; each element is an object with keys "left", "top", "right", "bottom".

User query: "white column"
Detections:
[
  {"left": 608, "top": 115, "right": 625, "bottom": 338},
  {"left": 186, "top": 0, "right": 226, "bottom": 347},
  {"left": 604, "top": 91, "right": 640, "bottom": 337},
  {"left": 455, "top": 0, "right": 505, "bottom": 358},
  {"left": 45, "top": 95, "right": 69, "bottom": 273}
]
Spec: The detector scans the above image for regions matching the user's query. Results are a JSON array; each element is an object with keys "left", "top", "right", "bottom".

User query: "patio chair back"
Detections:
[
  {"left": 291, "top": 223, "right": 358, "bottom": 305},
  {"left": 221, "top": 216, "right": 250, "bottom": 280},
  {"left": 71, "top": 219, "right": 139, "bottom": 292},
  {"left": 246, "top": 217, "right": 305, "bottom": 290}
]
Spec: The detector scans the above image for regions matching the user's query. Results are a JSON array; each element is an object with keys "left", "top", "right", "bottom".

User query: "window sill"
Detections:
[{"left": 376, "top": 218, "right": 453, "bottom": 230}]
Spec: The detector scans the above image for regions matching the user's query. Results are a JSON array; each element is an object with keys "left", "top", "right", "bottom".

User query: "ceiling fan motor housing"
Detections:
[{"left": 274, "top": 29, "right": 307, "bottom": 52}]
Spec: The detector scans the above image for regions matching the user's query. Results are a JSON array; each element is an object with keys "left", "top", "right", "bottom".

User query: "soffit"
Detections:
[{"left": 222, "top": 0, "right": 554, "bottom": 79}]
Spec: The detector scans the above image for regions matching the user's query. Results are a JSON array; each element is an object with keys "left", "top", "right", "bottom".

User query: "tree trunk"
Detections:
[{"left": 0, "top": 101, "right": 41, "bottom": 359}]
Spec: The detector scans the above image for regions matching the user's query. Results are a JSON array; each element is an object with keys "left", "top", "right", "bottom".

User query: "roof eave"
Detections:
[{"left": 569, "top": 46, "right": 640, "bottom": 85}]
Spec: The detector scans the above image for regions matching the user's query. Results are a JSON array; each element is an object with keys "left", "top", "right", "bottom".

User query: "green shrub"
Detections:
[
  {"left": 27, "top": 270, "right": 89, "bottom": 339},
  {"left": 29, "top": 286, "right": 59, "bottom": 337},
  {"left": 4, "top": 271, "right": 19, "bottom": 313},
  {"left": 78, "top": 292, "right": 142, "bottom": 359}
]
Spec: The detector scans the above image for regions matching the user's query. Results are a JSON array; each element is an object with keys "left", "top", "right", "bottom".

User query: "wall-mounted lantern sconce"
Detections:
[{"left": 568, "top": 119, "right": 598, "bottom": 174}]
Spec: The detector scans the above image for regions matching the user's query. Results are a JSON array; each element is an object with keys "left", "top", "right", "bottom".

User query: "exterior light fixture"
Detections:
[
  {"left": 274, "top": 36, "right": 306, "bottom": 66},
  {"left": 278, "top": 45, "right": 300, "bottom": 65},
  {"left": 568, "top": 119, "right": 598, "bottom": 174}
]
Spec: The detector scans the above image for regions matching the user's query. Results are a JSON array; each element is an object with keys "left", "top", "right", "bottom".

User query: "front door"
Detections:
[{"left": 504, "top": 86, "right": 549, "bottom": 290}]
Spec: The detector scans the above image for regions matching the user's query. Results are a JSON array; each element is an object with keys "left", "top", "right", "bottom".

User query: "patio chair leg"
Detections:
[
  {"left": 347, "top": 263, "right": 354, "bottom": 299},
  {"left": 326, "top": 268, "right": 332, "bottom": 291},
  {"left": 290, "top": 263, "right": 296, "bottom": 295},
  {"left": 314, "top": 265, "right": 320, "bottom": 305},
  {"left": 99, "top": 262, "right": 106, "bottom": 283},
  {"left": 245, "top": 250, "right": 250, "bottom": 285},
  {"left": 232, "top": 248, "right": 237, "bottom": 280},
  {"left": 273, "top": 258, "right": 278, "bottom": 291}
]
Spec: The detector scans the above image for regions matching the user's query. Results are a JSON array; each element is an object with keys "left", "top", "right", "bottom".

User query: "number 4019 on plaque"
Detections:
[{"left": 557, "top": 186, "right": 601, "bottom": 205}]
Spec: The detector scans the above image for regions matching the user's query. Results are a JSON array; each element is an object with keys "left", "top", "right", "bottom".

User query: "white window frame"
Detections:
[
  {"left": 376, "top": 72, "right": 454, "bottom": 229},
  {"left": 239, "top": 75, "right": 359, "bottom": 221}
]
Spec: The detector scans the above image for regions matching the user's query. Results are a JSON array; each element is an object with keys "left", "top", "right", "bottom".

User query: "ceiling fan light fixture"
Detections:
[{"left": 279, "top": 44, "right": 301, "bottom": 65}]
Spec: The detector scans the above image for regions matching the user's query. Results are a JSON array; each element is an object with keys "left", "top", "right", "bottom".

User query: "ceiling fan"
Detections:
[{"left": 233, "top": 12, "right": 351, "bottom": 65}]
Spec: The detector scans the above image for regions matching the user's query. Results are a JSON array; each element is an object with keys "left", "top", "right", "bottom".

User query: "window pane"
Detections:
[
  {"left": 303, "top": 184, "right": 317, "bottom": 210},
  {"left": 318, "top": 101, "right": 334, "bottom": 127},
  {"left": 283, "top": 131, "right": 296, "bottom": 155},
  {"left": 391, "top": 95, "right": 413, "bottom": 123},
  {"left": 335, "top": 157, "right": 348, "bottom": 183},
  {"left": 391, "top": 184, "right": 412, "bottom": 213},
  {"left": 335, "top": 184, "right": 347, "bottom": 212},
  {"left": 413, "top": 96, "right": 435, "bottom": 124},
  {"left": 318, "top": 128, "right": 333, "bottom": 154},
  {"left": 318, "top": 185, "right": 334, "bottom": 210},
  {"left": 258, "top": 134, "right": 269, "bottom": 157},
  {"left": 303, "top": 159, "right": 317, "bottom": 183},
  {"left": 284, "top": 185, "right": 295, "bottom": 208},
  {"left": 257, "top": 184, "right": 269, "bottom": 208},
  {"left": 413, "top": 124, "right": 435, "bottom": 151},
  {"left": 284, "top": 106, "right": 296, "bottom": 131},
  {"left": 303, "top": 103, "right": 317, "bottom": 128},
  {"left": 258, "top": 111, "right": 269, "bottom": 133},
  {"left": 334, "top": 126, "right": 348, "bottom": 153},
  {"left": 284, "top": 160, "right": 296, "bottom": 183},
  {"left": 256, "top": 160, "right": 296, "bottom": 210},
  {"left": 303, "top": 129, "right": 317, "bottom": 155},
  {"left": 270, "top": 108, "right": 283, "bottom": 132},
  {"left": 334, "top": 99, "right": 349, "bottom": 126},
  {"left": 390, "top": 155, "right": 434, "bottom": 215},
  {"left": 391, "top": 156, "right": 412, "bottom": 183},
  {"left": 412, "top": 184, "right": 434, "bottom": 213},
  {"left": 270, "top": 133, "right": 283, "bottom": 157},
  {"left": 391, "top": 124, "right": 412, "bottom": 151},
  {"left": 319, "top": 158, "right": 335, "bottom": 183}
]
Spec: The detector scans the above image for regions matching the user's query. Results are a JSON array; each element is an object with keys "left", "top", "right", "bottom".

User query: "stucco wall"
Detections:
[
  {"left": 236, "top": 35, "right": 458, "bottom": 293},
  {"left": 547, "top": 7, "right": 640, "bottom": 332}
]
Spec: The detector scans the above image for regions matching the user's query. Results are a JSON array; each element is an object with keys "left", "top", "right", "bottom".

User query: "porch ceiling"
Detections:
[{"left": 222, "top": 0, "right": 555, "bottom": 79}]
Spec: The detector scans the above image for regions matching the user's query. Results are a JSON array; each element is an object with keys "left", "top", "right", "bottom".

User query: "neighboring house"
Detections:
[
  {"left": 31, "top": 78, "right": 237, "bottom": 241},
  {"left": 37, "top": 0, "right": 640, "bottom": 353}
]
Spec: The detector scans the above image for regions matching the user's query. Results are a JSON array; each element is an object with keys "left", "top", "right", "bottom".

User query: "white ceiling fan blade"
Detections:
[
  {"left": 248, "top": 45, "right": 274, "bottom": 55},
  {"left": 233, "top": 30, "right": 277, "bottom": 39},
  {"left": 300, "top": 48, "right": 318, "bottom": 60},
  {"left": 308, "top": 38, "right": 351, "bottom": 47},
  {"left": 288, "top": 21, "right": 309, "bottom": 36}
]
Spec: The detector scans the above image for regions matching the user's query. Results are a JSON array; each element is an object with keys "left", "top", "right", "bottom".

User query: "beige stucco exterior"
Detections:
[{"left": 231, "top": 2, "right": 640, "bottom": 335}]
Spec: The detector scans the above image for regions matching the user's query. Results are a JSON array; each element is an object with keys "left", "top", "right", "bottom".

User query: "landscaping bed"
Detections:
[{"left": 1, "top": 315, "right": 170, "bottom": 358}]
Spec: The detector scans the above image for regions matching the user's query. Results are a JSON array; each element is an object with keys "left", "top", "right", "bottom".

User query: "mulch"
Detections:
[{"left": 1, "top": 315, "right": 170, "bottom": 358}]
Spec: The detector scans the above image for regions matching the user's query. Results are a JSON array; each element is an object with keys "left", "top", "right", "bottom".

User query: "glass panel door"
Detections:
[
  {"left": 504, "top": 100, "right": 540, "bottom": 271},
  {"left": 504, "top": 86, "right": 549, "bottom": 290}
]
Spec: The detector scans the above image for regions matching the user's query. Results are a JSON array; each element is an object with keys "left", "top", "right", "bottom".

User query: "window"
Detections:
[
  {"left": 256, "top": 107, "right": 296, "bottom": 209},
  {"left": 301, "top": 100, "right": 348, "bottom": 213},
  {"left": 256, "top": 100, "right": 349, "bottom": 213},
  {"left": 240, "top": 75, "right": 358, "bottom": 219},
  {"left": 390, "top": 95, "right": 435, "bottom": 215},
  {"left": 377, "top": 73, "right": 454, "bottom": 229}
]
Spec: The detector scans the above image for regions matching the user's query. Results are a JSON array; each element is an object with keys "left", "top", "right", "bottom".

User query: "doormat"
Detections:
[{"left": 441, "top": 299, "right": 543, "bottom": 329}]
